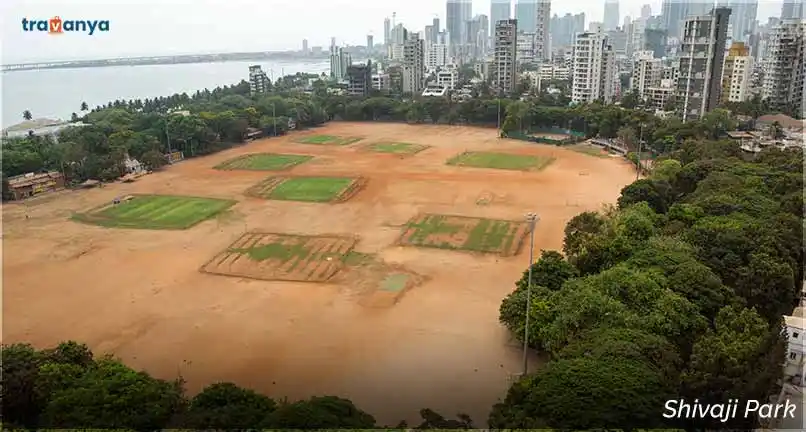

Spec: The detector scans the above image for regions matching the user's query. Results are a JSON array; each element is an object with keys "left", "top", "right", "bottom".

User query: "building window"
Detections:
[
  {"left": 790, "top": 352, "right": 797, "bottom": 360},
  {"left": 794, "top": 332, "right": 800, "bottom": 339}
]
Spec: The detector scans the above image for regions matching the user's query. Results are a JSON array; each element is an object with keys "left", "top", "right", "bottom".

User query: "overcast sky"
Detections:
[{"left": 1, "top": 0, "right": 785, "bottom": 63}]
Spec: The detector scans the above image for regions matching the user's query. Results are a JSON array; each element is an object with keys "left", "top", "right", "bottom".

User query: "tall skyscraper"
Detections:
[
  {"left": 494, "top": 19, "right": 518, "bottom": 94},
  {"left": 720, "top": 0, "right": 758, "bottom": 42},
  {"left": 302, "top": 39, "right": 309, "bottom": 54},
  {"left": 403, "top": 37, "right": 425, "bottom": 94},
  {"left": 604, "top": 0, "right": 620, "bottom": 31},
  {"left": 641, "top": 4, "right": 652, "bottom": 19},
  {"left": 514, "top": 1, "right": 551, "bottom": 59},
  {"left": 661, "top": 1, "right": 714, "bottom": 39},
  {"left": 676, "top": 7, "right": 731, "bottom": 120},
  {"left": 447, "top": 0, "right": 473, "bottom": 53},
  {"left": 432, "top": 17, "right": 441, "bottom": 42},
  {"left": 551, "top": 12, "right": 586, "bottom": 47},
  {"left": 491, "top": 0, "right": 512, "bottom": 37},
  {"left": 384, "top": 18, "right": 391, "bottom": 46},
  {"left": 572, "top": 32, "right": 616, "bottom": 103},
  {"left": 781, "top": 0, "right": 804, "bottom": 19},
  {"left": 367, "top": 35, "right": 374, "bottom": 51}
]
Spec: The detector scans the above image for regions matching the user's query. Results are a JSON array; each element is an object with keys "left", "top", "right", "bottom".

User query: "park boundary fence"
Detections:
[{"left": 505, "top": 129, "right": 587, "bottom": 145}]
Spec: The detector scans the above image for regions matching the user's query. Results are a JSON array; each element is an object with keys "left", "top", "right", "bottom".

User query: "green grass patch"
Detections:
[
  {"left": 72, "top": 195, "right": 236, "bottom": 230},
  {"left": 230, "top": 238, "right": 342, "bottom": 263},
  {"left": 366, "top": 142, "right": 428, "bottom": 154},
  {"left": 400, "top": 214, "right": 528, "bottom": 256},
  {"left": 446, "top": 151, "right": 555, "bottom": 171},
  {"left": 294, "top": 135, "right": 364, "bottom": 146},
  {"left": 380, "top": 274, "right": 410, "bottom": 292},
  {"left": 214, "top": 153, "right": 313, "bottom": 171},
  {"left": 268, "top": 177, "right": 355, "bottom": 202}
]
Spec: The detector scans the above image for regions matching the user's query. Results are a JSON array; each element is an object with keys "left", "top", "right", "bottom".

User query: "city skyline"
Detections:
[{"left": 2, "top": 0, "right": 790, "bottom": 63}]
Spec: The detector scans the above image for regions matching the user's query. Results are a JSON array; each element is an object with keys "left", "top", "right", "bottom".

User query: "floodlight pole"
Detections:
[{"left": 522, "top": 212, "right": 538, "bottom": 376}]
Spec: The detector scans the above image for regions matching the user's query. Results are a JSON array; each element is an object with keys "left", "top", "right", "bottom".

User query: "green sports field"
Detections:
[
  {"left": 72, "top": 195, "right": 236, "bottom": 229},
  {"left": 294, "top": 135, "right": 364, "bottom": 146},
  {"left": 214, "top": 153, "right": 313, "bottom": 170},
  {"left": 246, "top": 176, "right": 362, "bottom": 203},
  {"left": 446, "top": 151, "right": 555, "bottom": 171},
  {"left": 365, "top": 142, "right": 429, "bottom": 155}
]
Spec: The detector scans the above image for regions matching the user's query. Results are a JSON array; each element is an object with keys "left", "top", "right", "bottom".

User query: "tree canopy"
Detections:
[{"left": 494, "top": 140, "right": 803, "bottom": 430}]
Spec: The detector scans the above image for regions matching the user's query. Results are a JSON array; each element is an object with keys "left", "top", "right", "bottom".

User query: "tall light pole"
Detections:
[
  {"left": 522, "top": 212, "right": 539, "bottom": 376},
  {"left": 636, "top": 123, "right": 644, "bottom": 180}
]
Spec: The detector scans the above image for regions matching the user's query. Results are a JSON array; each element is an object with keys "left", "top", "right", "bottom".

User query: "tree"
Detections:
[
  {"left": 181, "top": 382, "right": 276, "bottom": 429},
  {"left": 489, "top": 356, "right": 674, "bottom": 430},
  {"left": 80, "top": 101, "right": 89, "bottom": 112},
  {"left": 22, "top": 110, "right": 33, "bottom": 121},
  {"left": 70, "top": 112, "right": 79, "bottom": 122},
  {"left": 413, "top": 408, "right": 474, "bottom": 429},
  {"left": 620, "top": 90, "right": 641, "bottom": 109},
  {"left": 617, "top": 179, "right": 671, "bottom": 213},
  {"left": 267, "top": 396, "right": 376, "bottom": 428},
  {"left": 140, "top": 149, "right": 168, "bottom": 171}
]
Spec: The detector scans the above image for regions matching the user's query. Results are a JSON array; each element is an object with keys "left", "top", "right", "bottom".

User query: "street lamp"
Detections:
[{"left": 522, "top": 212, "right": 539, "bottom": 376}]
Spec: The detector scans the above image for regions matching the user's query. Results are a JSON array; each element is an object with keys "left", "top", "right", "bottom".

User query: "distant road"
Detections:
[{"left": 2, "top": 51, "right": 330, "bottom": 72}]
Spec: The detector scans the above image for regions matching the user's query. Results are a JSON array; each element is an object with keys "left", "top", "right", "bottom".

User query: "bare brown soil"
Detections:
[
  {"left": 200, "top": 233, "right": 356, "bottom": 282},
  {"left": 2, "top": 123, "right": 637, "bottom": 425}
]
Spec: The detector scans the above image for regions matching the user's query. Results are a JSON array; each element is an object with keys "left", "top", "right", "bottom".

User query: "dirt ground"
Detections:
[{"left": 2, "top": 122, "right": 637, "bottom": 425}]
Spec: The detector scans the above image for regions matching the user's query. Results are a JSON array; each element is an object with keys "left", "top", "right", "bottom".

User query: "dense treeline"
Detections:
[
  {"left": 1, "top": 341, "right": 479, "bottom": 430},
  {"left": 4, "top": 77, "right": 741, "bottom": 186},
  {"left": 492, "top": 141, "right": 804, "bottom": 430}
]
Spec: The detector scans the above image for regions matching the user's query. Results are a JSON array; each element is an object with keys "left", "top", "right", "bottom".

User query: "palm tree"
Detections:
[
  {"left": 80, "top": 101, "right": 88, "bottom": 112},
  {"left": 22, "top": 110, "right": 32, "bottom": 121}
]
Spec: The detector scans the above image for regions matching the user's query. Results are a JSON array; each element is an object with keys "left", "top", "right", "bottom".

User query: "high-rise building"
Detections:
[
  {"left": 466, "top": 14, "right": 490, "bottom": 58},
  {"left": 447, "top": 0, "right": 473, "bottom": 54},
  {"left": 632, "top": 51, "right": 663, "bottom": 97},
  {"left": 781, "top": 0, "right": 805, "bottom": 19},
  {"left": 644, "top": 28, "right": 668, "bottom": 58},
  {"left": 367, "top": 35, "right": 374, "bottom": 51},
  {"left": 676, "top": 7, "right": 731, "bottom": 121},
  {"left": 661, "top": 1, "right": 715, "bottom": 39},
  {"left": 389, "top": 24, "right": 409, "bottom": 60},
  {"left": 721, "top": 42, "right": 754, "bottom": 102},
  {"left": 491, "top": 0, "right": 512, "bottom": 38},
  {"left": 432, "top": 17, "right": 441, "bottom": 41},
  {"left": 403, "top": 36, "right": 425, "bottom": 94},
  {"left": 720, "top": 0, "right": 758, "bottom": 42},
  {"left": 302, "top": 39, "right": 309, "bottom": 54},
  {"left": 330, "top": 46, "right": 352, "bottom": 81},
  {"left": 604, "top": 0, "right": 620, "bottom": 31},
  {"left": 426, "top": 43, "right": 449, "bottom": 69},
  {"left": 494, "top": 19, "right": 518, "bottom": 94},
  {"left": 762, "top": 19, "right": 805, "bottom": 114},
  {"left": 572, "top": 32, "right": 616, "bottom": 103},
  {"left": 517, "top": 31, "right": 537, "bottom": 64},
  {"left": 515, "top": 1, "right": 536, "bottom": 33},
  {"left": 641, "top": 4, "right": 652, "bottom": 19},
  {"left": 248, "top": 65, "right": 270, "bottom": 95},
  {"left": 550, "top": 12, "right": 586, "bottom": 48},
  {"left": 346, "top": 60, "right": 373, "bottom": 96},
  {"left": 330, "top": 37, "right": 336, "bottom": 48},
  {"left": 384, "top": 18, "right": 392, "bottom": 46}
]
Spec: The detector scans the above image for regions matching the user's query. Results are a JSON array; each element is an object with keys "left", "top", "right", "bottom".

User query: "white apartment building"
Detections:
[
  {"left": 426, "top": 44, "right": 449, "bottom": 70},
  {"left": 632, "top": 51, "right": 662, "bottom": 98},
  {"left": 534, "top": 1, "right": 552, "bottom": 61},
  {"left": 522, "top": 70, "right": 542, "bottom": 92},
  {"left": 494, "top": 19, "right": 518, "bottom": 94},
  {"left": 762, "top": 19, "right": 806, "bottom": 114},
  {"left": 403, "top": 37, "right": 426, "bottom": 94},
  {"left": 784, "top": 312, "right": 805, "bottom": 382},
  {"left": 517, "top": 32, "right": 537, "bottom": 64},
  {"left": 474, "top": 59, "right": 491, "bottom": 80},
  {"left": 539, "top": 63, "right": 570, "bottom": 81},
  {"left": 372, "top": 73, "right": 390, "bottom": 92},
  {"left": 722, "top": 54, "right": 754, "bottom": 102},
  {"left": 572, "top": 32, "right": 616, "bottom": 104},
  {"left": 435, "top": 68, "right": 459, "bottom": 90},
  {"left": 248, "top": 65, "right": 270, "bottom": 95}
]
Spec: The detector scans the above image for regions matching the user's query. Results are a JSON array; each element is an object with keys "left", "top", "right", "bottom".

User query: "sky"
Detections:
[{"left": 1, "top": 0, "right": 787, "bottom": 63}]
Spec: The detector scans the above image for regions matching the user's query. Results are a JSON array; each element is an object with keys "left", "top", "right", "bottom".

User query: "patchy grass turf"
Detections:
[
  {"left": 201, "top": 233, "right": 356, "bottom": 282},
  {"left": 268, "top": 177, "right": 356, "bottom": 202},
  {"left": 399, "top": 214, "right": 529, "bottom": 256},
  {"left": 294, "top": 135, "right": 364, "bottom": 146},
  {"left": 446, "top": 151, "right": 555, "bottom": 171},
  {"left": 214, "top": 153, "right": 313, "bottom": 170},
  {"left": 366, "top": 142, "right": 429, "bottom": 154},
  {"left": 72, "top": 195, "right": 236, "bottom": 230}
]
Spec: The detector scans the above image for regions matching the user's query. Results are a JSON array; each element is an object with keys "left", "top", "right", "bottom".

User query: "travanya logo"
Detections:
[{"left": 21, "top": 17, "right": 110, "bottom": 35}]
